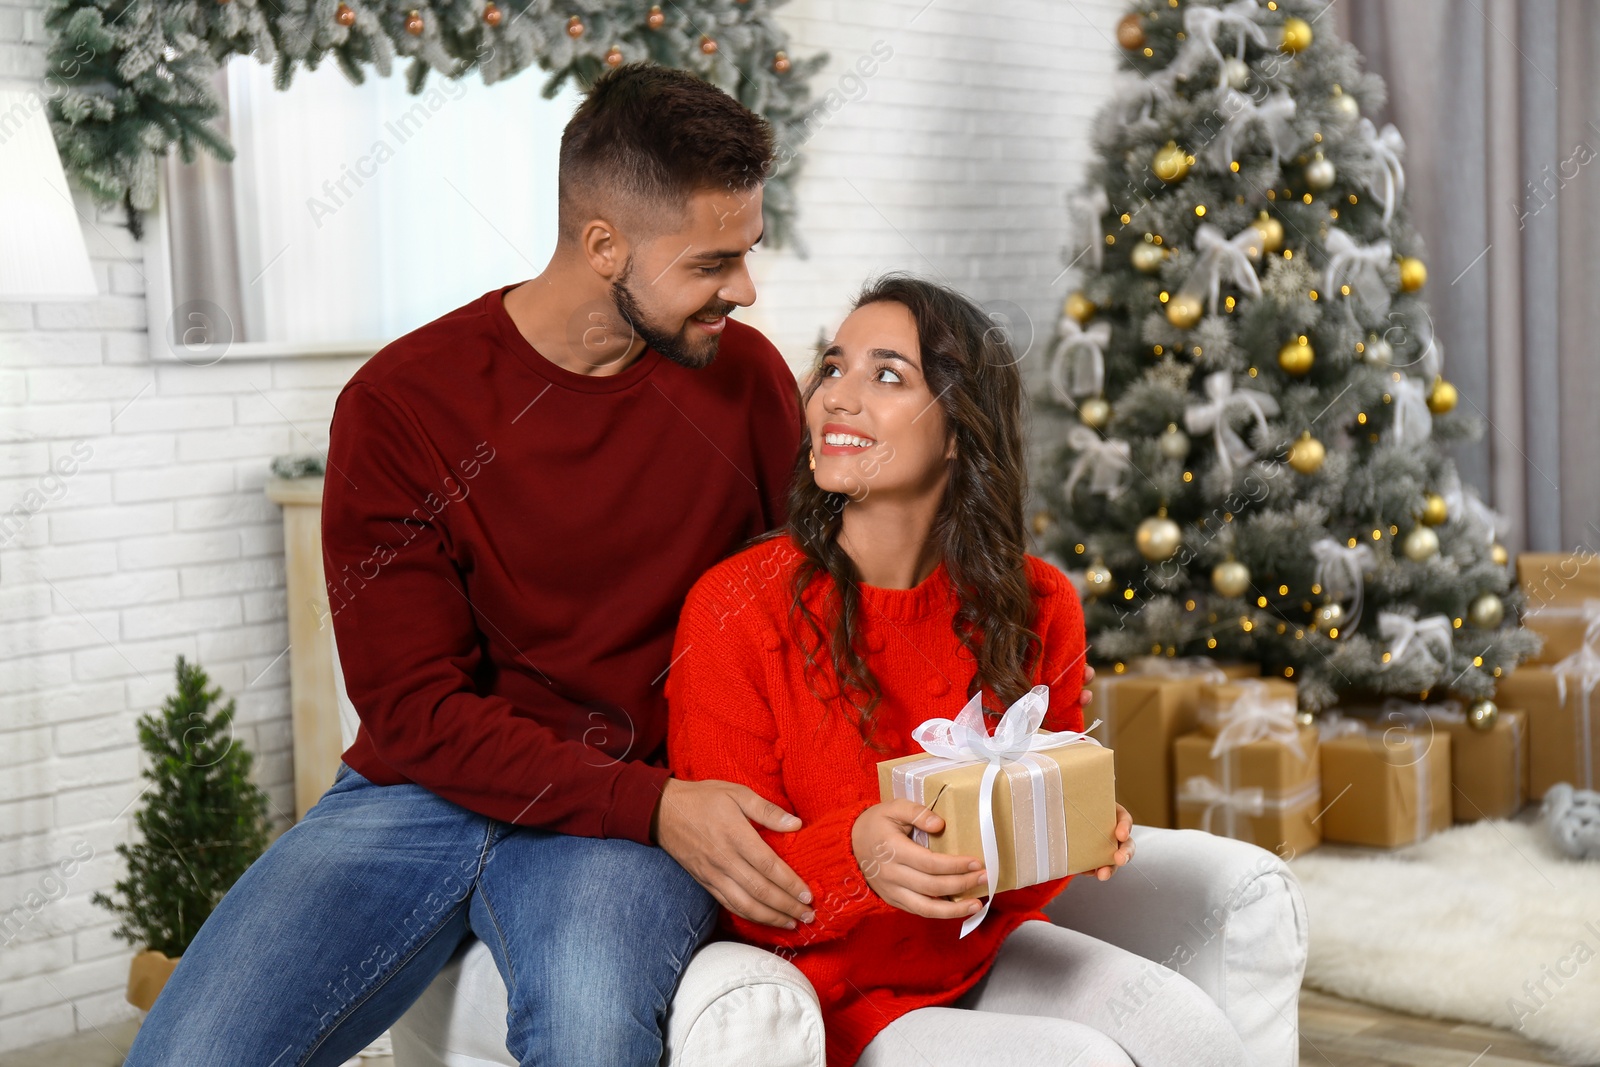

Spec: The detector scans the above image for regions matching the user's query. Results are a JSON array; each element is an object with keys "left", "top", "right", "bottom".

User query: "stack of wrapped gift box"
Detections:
[
  {"left": 1495, "top": 552, "right": 1600, "bottom": 798},
  {"left": 1173, "top": 677, "right": 1323, "bottom": 854},
  {"left": 1314, "top": 707, "right": 1454, "bottom": 847}
]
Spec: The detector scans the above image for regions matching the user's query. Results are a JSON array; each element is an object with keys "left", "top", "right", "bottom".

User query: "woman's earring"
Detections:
[{"left": 808, "top": 449, "right": 816, "bottom": 471}]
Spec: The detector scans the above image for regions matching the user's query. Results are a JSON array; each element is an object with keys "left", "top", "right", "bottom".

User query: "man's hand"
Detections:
[
  {"left": 851, "top": 800, "right": 989, "bottom": 919},
  {"left": 1089, "top": 802, "right": 1134, "bottom": 881},
  {"left": 653, "top": 777, "right": 816, "bottom": 929}
]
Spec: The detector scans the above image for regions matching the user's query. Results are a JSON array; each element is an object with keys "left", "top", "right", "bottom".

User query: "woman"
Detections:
[{"left": 665, "top": 275, "right": 1248, "bottom": 1067}]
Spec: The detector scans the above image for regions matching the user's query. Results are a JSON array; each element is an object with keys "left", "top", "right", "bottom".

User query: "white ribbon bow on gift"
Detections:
[
  {"left": 1324, "top": 228, "right": 1394, "bottom": 322},
  {"left": 1185, "top": 371, "right": 1280, "bottom": 478},
  {"left": 1210, "top": 89, "right": 1297, "bottom": 170},
  {"left": 1358, "top": 118, "right": 1408, "bottom": 224},
  {"left": 1386, "top": 377, "right": 1434, "bottom": 448},
  {"left": 1207, "top": 679, "right": 1306, "bottom": 760},
  {"left": 1048, "top": 318, "right": 1113, "bottom": 403},
  {"left": 910, "top": 686, "right": 1103, "bottom": 938},
  {"left": 1311, "top": 538, "right": 1376, "bottom": 632},
  {"left": 1378, "top": 611, "right": 1455, "bottom": 683},
  {"left": 1188, "top": 222, "right": 1265, "bottom": 314},
  {"left": 1063, "top": 425, "right": 1132, "bottom": 503},
  {"left": 1174, "top": 0, "right": 1267, "bottom": 86}
]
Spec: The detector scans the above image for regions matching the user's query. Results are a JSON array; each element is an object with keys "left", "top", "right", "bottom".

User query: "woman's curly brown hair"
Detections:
[{"left": 772, "top": 273, "right": 1043, "bottom": 751}]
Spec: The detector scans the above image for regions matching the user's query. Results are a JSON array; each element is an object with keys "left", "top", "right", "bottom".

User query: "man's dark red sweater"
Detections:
[{"left": 321, "top": 282, "right": 802, "bottom": 844}]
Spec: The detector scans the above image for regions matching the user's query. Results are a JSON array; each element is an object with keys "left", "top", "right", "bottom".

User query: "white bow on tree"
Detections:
[
  {"left": 1068, "top": 186, "right": 1112, "bottom": 272},
  {"left": 1184, "top": 371, "right": 1279, "bottom": 477},
  {"left": 1063, "top": 426, "right": 1133, "bottom": 503},
  {"left": 1386, "top": 377, "right": 1433, "bottom": 447},
  {"left": 1174, "top": 0, "right": 1267, "bottom": 86},
  {"left": 1378, "top": 611, "right": 1455, "bottom": 682},
  {"left": 1048, "top": 319, "right": 1113, "bottom": 402},
  {"left": 1311, "top": 538, "right": 1376, "bottom": 631},
  {"left": 1188, "top": 222, "right": 1265, "bottom": 314},
  {"left": 1323, "top": 228, "right": 1394, "bottom": 322},
  {"left": 1440, "top": 467, "right": 1505, "bottom": 546},
  {"left": 1209, "top": 89, "right": 1297, "bottom": 170},
  {"left": 1358, "top": 118, "right": 1408, "bottom": 224}
]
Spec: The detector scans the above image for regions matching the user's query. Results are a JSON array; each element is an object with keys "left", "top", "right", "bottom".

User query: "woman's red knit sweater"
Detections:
[{"left": 665, "top": 534, "right": 1088, "bottom": 1067}]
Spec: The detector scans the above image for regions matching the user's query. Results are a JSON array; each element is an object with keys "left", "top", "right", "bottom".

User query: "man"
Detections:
[{"left": 125, "top": 63, "right": 819, "bottom": 1067}]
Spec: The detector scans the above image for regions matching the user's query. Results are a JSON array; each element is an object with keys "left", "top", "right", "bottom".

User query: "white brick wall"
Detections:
[{"left": 0, "top": 0, "right": 1121, "bottom": 1050}]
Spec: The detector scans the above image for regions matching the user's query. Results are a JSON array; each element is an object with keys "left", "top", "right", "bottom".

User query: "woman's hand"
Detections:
[
  {"left": 1089, "top": 803, "right": 1134, "bottom": 881},
  {"left": 851, "top": 800, "right": 990, "bottom": 919}
]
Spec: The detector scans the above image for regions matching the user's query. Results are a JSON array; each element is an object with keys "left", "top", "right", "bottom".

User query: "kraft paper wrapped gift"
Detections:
[
  {"left": 1517, "top": 551, "right": 1600, "bottom": 605},
  {"left": 1173, "top": 678, "right": 1321, "bottom": 854},
  {"left": 877, "top": 686, "right": 1116, "bottom": 934},
  {"left": 1354, "top": 699, "right": 1528, "bottom": 822},
  {"left": 1316, "top": 712, "right": 1452, "bottom": 848},
  {"left": 1494, "top": 651, "right": 1599, "bottom": 796},
  {"left": 1519, "top": 600, "right": 1600, "bottom": 667},
  {"left": 1084, "top": 658, "right": 1258, "bottom": 828}
]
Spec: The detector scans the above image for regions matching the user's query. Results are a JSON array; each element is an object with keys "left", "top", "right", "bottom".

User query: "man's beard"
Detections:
[{"left": 610, "top": 259, "right": 734, "bottom": 370}]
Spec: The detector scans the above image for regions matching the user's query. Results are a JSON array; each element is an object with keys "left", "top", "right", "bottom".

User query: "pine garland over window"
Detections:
[{"left": 42, "top": 0, "right": 826, "bottom": 243}]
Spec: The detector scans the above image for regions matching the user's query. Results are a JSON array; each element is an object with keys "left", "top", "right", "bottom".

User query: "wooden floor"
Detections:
[{"left": 1, "top": 992, "right": 1585, "bottom": 1067}]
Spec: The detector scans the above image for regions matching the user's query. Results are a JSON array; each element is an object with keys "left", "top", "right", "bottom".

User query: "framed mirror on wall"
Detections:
[{"left": 145, "top": 56, "right": 583, "bottom": 364}]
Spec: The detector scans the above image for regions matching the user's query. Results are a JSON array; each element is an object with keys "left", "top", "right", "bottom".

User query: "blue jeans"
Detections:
[{"left": 124, "top": 762, "right": 719, "bottom": 1067}]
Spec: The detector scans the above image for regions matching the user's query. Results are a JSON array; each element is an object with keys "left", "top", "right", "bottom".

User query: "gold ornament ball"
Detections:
[
  {"left": 482, "top": 1, "right": 502, "bottom": 24},
  {"left": 1403, "top": 524, "right": 1440, "bottom": 562},
  {"left": 646, "top": 4, "right": 665, "bottom": 28},
  {"left": 1467, "top": 698, "right": 1500, "bottom": 732},
  {"left": 336, "top": 1, "right": 355, "bottom": 25},
  {"left": 1254, "top": 211, "right": 1284, "bottom": 253},
  {"left": 1222, "top": 57, "right": 1250, "bottom": 89},
  {"left": 1211, "top": 560, "right": 1252, "bottom": 598},
  {"left": 772, "top": 50, "right": 791, "bottom": 74},
  {"left": 699, "top": 34, "right": 719, "bottom": 54},
  {"left": 1420, "top": 492, "right": 1448, "bottom": 526},
  {"left": 1079, "top": 396, "right": 1112, "bottom": 429},
  {"left": 1277, "top": 337, "right": 1315, "bottom": 377},
  {"left": 1491, "top": 543, "right": 1509, "bottom": 567},
  {"left": 1296, "top": 709, "right": 1317, "bottom": 727},
  {"left": 1166, "top": 292, "right": 1204, "bottom": 330},
  {"left": 1468, "top": 593, "right": 1505, "bottom": 629},
  {"left": 1331, "top": 88, "right": 1360, "bottom": 120},
  {"left": 1137, "top": 516, "right": 1183, "bottom": 563},
  {"left": 1304, "top": 153, "right": 1336, "bottom": 192},
  {"left": 566, "top": 14, "right": 584, "bottom": 36},
  {"left": 1116, "top": 12, "right": 1146, "bottom": 49},
  {"left": 1427, "top": 375, "right": 1458, "bottom": 415},
  {"left": 1398, "top": 256, "right": 1428, "bottom": 292},
  {"left": 604, "top": 45, "right": 624, "bottom": 66},
  {"left": 1313, "top": 601, "right": 1345, "bottom": 632},
  {"left": 1280, "top": 16, "right": 1313, "bottom": 53},
  {"left": 1153, "top": 141, "right": 1191, "bottom": 183},
  {"left": 1065, "top": 291, "right": 1096, "bottom": 325},
  {"left": 1031, "top": 510, "right": 1051, "bottom": 536},
  {"left": 404, "top": 8, "right": 423, "bottom": 34},
  {"left": 1288, "top": 432, "right": 1325, "bottom": 474},
  {"left": 1158, "top": 423, "right": 1190, "bottom": 460},
  {"left": 1085, "top": 561, "right": 1115, "bottom": 597},
  {"left": 1131, "top": 241, "right": 1167, "bottom": 274}
]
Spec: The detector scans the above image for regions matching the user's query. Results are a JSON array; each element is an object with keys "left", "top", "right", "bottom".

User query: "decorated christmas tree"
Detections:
[
  {"left": 1036, "top": 0, "right": 1538, "bottom": 713},
  {"left": 91, "top": 655, "right": 271, "bottom": 957},
  {"left": 42, "top": 0, "right": 824, "bottom": 241}
]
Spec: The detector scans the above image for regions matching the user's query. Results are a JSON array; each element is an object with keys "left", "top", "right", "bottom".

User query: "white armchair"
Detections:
[{"left": 328, "top": 640, "right": 1308, "bottom": 1067}]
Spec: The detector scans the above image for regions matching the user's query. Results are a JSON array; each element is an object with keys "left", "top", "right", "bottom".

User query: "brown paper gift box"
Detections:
[
  {"left": 1495, "top": 666, "right": 1599, "bottom": 796},
  {"left": 878, "top": 738, "right": 1117, "bottom": 900},
  {"left": 1195, "top": 677, "right": 1300, "bottom": 736},
  {"left": 1172, "top": 724, "right": 1321, "bottom": 855},
  {"left": 1520, "top": 606, "right": 1600, "bottom": 666},
  {"left": 1517, "top": 552, "right": 1600, "bottom": 606},
  {"left": 1318, "top": 726, "right": 1452, "bottom": 847},
  {"left": 1433, "top": 708, "right": 1527, "bottom": 822},
  {"left": 1085, "top": 660, "right": 1258, "bottom": 828}
]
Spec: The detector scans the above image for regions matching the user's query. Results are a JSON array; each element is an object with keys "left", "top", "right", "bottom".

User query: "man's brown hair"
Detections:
[{"left": 558, "top": 63, "right": 775, "bottom": 243}]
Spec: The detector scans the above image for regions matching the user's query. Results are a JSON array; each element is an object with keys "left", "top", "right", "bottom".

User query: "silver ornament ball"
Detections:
[
  {"left": 1467, "top": 593, "right": 1505, "bottom": 629},
  {"left": 1305, "top": 154, "right": 1336, "bottom": 192},
  {"left": 1159, "top": 424, "right": 1191, "bottom": 460},
  {"left": 1084, "top": 561, "right": 1114, "bottom": 597},
  {"left": 1211, "top": 560, "right": 1251, "bottom": 598}
]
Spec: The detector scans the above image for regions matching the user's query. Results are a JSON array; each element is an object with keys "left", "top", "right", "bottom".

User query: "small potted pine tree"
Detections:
[{"left": 92, "top": 654, "right": 272, "bottom": 1010}]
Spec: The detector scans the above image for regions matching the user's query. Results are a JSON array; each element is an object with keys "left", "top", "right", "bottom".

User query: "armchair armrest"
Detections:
[{"left": 1043, "top": 825, "right": 1308, "bottom": 1067}]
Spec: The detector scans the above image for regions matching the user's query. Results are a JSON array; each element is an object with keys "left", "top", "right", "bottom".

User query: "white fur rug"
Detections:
[{"left": 1287, "top": 819, "right": 1600, "bottom": 1065}]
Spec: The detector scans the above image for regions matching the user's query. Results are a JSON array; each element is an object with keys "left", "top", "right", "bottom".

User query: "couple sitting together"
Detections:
[{"left": 124, "top": 63, "right": 1247, "bottom": 1067}]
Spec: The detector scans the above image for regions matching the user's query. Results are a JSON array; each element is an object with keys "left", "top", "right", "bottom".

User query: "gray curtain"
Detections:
[
  {"left": 161, "top": 62, "right": 252, "bottom": 346},
  {"left": 1333, "top": 0, "right": 1600, "bottom": 553}
]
